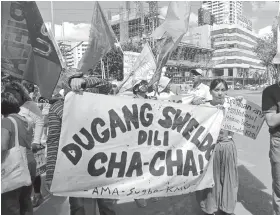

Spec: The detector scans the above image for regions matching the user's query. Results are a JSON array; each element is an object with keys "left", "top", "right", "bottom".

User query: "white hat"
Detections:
[{"left": 190, "top": 69, "right": 203, "bottom": 76}]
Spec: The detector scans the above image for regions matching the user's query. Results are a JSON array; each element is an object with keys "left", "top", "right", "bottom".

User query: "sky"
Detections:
[{"left": 37, "top": 1, "right": 279, "bottom": 41}]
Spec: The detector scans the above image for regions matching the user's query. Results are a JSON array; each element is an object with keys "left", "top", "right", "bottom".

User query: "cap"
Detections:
[{"left": 190, "top": 69, "right": 203, "bottom": 76}]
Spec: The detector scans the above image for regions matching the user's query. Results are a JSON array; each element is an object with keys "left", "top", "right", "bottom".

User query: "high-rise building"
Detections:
[
  {"left": 202, "top": 1, "right": 242, "bottom": 24},
  {"left": 72, "top": 41, "right": 89, "bottom": 68},
  {"left": 57, "top": 40, "right": 75, "bottom": 68},
  {"left": 202, "top": 1, "right": 252, "bottom": 31},
  {"left": 210, "top": 24, "right": 265, "bottom": 79},
  {"left": 57, "top": 40, "right": 89, "bottom": 68}
]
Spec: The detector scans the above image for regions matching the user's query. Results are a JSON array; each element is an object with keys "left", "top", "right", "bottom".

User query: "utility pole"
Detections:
[{"left": 51, "top": 1, "right": 55, "bottom": 37}]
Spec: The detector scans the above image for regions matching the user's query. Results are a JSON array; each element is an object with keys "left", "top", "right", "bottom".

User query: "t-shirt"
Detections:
[
  {"left": 1, "top": 114, "right": 35, "bottom": 164},
  {"left": 262, "top": 83, "right": 280, "bottom": 137},
  {"left": 182, "top": 83, "right": 212, "bottom": 104}
]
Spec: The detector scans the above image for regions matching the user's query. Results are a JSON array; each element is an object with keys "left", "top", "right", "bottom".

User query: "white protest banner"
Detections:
[
  {"left": 122, "top": 51, "right": 140, "bottom": 82},
  {"left": 118, "top": 45, "right": 156, "bottom": 93},
  {"left": 51, "top": 92, "right": 224, "bottom": 199},
  {"left": 222, "top": 97, "right": 265, "bottom": 139},
  {"left": 1, "top": 2, "right": 32, "bottom": 78},
  {"left": 181, "top": 94, "right": 195, "bottom": 105},
  {"left": 169, "top": 95, "right": 183, "bottom": 103}
]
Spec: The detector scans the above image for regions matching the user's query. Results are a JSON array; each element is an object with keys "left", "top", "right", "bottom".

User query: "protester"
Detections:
[
  {"left": 182, "top": 69, "right": 212, "bottom": 105},
  {"left": 262, "top": 81, "right": 280, "bottom": 215},
  {"left": 196, "top": 78, "right": 238, "bottom": 215},
  {"left": 1, "top": 92, "right": 36, "bottom": 215},
  {"left": 22, "top": 80, "right": 39, "bottom": 102},
  {"left": 133, "top": 80, "right": 156, "bottom": 100},
  {"left": 109, "top": 84, "right": 118, "bottom": 95},
  {"left": 148, "top": 76, "right": 175, "bottom": 102},
  {"left": 3, "top": 81, "right": 45, "bottom": 207},
  {"left": 45, "top": 71, "right": 116, "bottom": 215},
  {"left": 132, "top": 79, "right": 159, "bottom": 208},
  {"left": 38, "top": 97, "right": 50, "bottom": 146}
]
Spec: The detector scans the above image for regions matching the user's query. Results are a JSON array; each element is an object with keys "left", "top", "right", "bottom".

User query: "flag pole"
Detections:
[{"left": 51, "top": 1, "right": 55, "bottom": 37}]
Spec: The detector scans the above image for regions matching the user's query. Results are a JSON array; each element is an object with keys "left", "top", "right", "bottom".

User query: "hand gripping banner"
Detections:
[{"left": 51, "top": 92, "right": 224, "bottom": 199}]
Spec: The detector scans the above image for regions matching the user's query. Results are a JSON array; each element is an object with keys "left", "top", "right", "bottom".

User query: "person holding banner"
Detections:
[
  {"left": 3, "top": 81, "right": 46, "bottom": 208},
  {"left": 1, "top": 92, "right": 36, "bottom": 215},
  {"left": 132, "top": 79, "right": 160, "bottom": 208},
  {"left": 196, "top": 78, "right": 238, "bottom": 215},
  {"left": 182, "top": 69, "right": 212, "bottom": 105},
  {"left": 46, "top": 72, "right": 115, "bottom": 215},
  {"left": 133, "top": 80, "right": 157, "bottom": 100},
  {"left": 262, "top": 82, "right": 280, "bottom": 215},
  {"left": 148, "top": 76, "right": 176, "bottom": 102}
]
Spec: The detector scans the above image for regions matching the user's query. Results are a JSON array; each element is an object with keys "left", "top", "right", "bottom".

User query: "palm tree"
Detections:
[{"left": 253, "top": 71, "right": 261, "bottom": 85}]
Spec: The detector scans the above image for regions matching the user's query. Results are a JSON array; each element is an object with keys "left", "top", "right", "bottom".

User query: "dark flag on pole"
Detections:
[
  {"left": 23, "top": 1, "right": 62, "bottom": 99},
  {"left": 78, "top": 1, "right": 116, "bottom": 74},
  {"left": 1, "top": 1, "right": 62, "bottom": 99}
]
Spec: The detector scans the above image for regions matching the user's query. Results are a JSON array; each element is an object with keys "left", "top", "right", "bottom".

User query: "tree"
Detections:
[
  {"left": 252, "top": 70, "right": 262, "bottom": 84},
  {"left": 253, "top": 26, "right": 279, "bottom": 83},
  {"left": 92, "top": 40, "right": 157, "bottom": 80},
  {"left": 237, "top": 68, "right": 251, "bottom": 86}
]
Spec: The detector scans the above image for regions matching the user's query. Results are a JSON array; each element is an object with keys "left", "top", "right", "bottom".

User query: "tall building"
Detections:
[
  {"left": 209, "top": 24, "right": 265, "bottom": 80},
  {"left": 202, "top": 1, "right": 252, "bottom": 31},
  {"left": 57, "top": 40, "right": 75, "bottom": 68},
  {"left": 57, "top": 40, "right": 89, "bottom": 68},
  {"left": 72, "top": 42, "right": 89, "bottom": 68}
]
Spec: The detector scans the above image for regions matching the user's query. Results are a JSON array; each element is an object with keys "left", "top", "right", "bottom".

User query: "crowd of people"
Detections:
[{"left": 1, "top": 68, "right": 280, "bottom": 215}]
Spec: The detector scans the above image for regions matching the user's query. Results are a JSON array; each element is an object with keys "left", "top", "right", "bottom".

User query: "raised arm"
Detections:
[
  {"left": 68, "top": 73, "right": 112, "bottom": 95},
  {"left": 84, "top": 76, "right": 112, "bottom": 95}
]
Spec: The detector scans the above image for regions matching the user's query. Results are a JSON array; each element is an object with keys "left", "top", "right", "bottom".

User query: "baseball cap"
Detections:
[{"left": 190, "top": 69, "right": 203, "bottom": 76}]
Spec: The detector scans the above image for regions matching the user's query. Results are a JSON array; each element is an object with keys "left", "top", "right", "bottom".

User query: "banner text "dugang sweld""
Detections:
[{"left": 61, "top": 103, "right": 215, "bottom": 178}]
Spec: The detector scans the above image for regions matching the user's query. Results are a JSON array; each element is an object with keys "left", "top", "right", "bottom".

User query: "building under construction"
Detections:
[
  {"left": 107, "top": 2, "right": 215, "bottom": 85},
  {"left": 108, "top": 2, "right": 160, "bottom": 43}
]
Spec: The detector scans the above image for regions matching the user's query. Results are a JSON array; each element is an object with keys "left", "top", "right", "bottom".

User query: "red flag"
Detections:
[
  {"left": 78, "top": 1, "right": 116, "bottom": 74},
  {"left": 149, "top": 1, "right": 191, "bottom": 87},
  {"left": 22, "top": 1, "right": 62, "bottom": 99}
]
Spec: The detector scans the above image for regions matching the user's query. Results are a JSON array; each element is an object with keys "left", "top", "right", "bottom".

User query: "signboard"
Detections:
[
  {"left": 34, "top": 148, "right": 46, "bottom": 176},
  {"left": 222, "top": 97, "right": 265, "bottom": 139},
  {"left": 51, "top": 92, "right": 224, "bottom": 199},
  {"left": 121, "top": 51, "right": 140, "bottom": 84},
  {"left": 119, "top": 44, "right": 156, "bottom": 93}
]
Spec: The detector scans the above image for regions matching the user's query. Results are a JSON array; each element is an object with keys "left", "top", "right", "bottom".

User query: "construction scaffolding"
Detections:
[{"left": 110, "top": 1, "right": 159, "bottom": 46}]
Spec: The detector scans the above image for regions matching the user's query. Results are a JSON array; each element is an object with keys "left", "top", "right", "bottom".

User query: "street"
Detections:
[{"left": 34, "top": 90, "right": 273, "bottom": 215}]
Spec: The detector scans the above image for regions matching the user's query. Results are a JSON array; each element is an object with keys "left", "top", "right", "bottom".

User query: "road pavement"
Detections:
[{"left": 34, "top": 90, "right": 274, "bottom": 215}]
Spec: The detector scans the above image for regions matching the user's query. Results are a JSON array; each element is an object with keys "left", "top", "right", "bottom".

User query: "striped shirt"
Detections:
[{"left": 45, "top": 77, "right": 112, "bottom": 184}]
